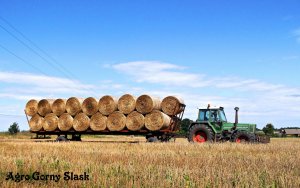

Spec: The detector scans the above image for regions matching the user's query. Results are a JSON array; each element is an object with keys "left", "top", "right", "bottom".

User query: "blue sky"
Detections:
[{"left": 0, "top": 0, "right": 300, "bottom": 130}]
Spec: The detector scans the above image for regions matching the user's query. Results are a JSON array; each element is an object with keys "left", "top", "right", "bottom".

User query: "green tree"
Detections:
[
  {"left": 179, "top": 118, "right": 192, "bottom": 135},
  {"left": 262, "top": 123, "right": 274, "bottom": 136},
  {"left": 8, "top": 122, "right": 20, "bottom": 134}
]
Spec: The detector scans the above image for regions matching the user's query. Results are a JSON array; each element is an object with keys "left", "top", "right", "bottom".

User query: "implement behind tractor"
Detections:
[{"left": 187, "top": 105, "right": 270, "bottom": 143}]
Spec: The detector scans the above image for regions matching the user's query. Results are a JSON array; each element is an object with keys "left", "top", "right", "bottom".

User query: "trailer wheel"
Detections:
[
  {"left": 188, "top": 124, "right": 214, "bottom": 143},
  {"left": 71, "top": 134, "right": 82, "bottom": 141},
  {"left": 147, "top": 136, "right": 158, "bottom": 142},
  {"left": 157, "top": 134, "right": 172, "bottom": 142},
  {"left": 233, "top": 131, "right": 255, "bottom": 143},
  {"left": 56, "top": 136, "right": 68, "bottom": 142}
]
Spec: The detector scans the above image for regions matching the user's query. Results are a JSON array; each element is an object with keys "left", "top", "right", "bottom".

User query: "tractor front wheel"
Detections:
[
  {"left": 233, "top": 131, "right": 255, "bottom": 143},
  {"left": 188, "top": 124, "right": 214, "bottom": 143}
]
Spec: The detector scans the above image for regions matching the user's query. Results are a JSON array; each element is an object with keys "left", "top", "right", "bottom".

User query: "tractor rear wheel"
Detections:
[
  {"left": 188, "top": 124, "right": 214, "bottom": 143},
  {"left": 233, "top": 131, "right": 255, "bottom": 143}
]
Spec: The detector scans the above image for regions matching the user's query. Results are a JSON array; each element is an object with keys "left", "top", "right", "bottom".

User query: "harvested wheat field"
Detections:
[{"left": 0, "top": 137, "right": 300, "bottom": 188}]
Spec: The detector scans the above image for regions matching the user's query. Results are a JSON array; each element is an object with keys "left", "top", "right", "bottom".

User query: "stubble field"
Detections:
[{"left": 0, "top": 135, "right": 299, "bottom": 188}]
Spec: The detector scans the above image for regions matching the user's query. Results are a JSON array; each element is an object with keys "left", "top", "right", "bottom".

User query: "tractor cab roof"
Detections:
[{"left": 199, "top": 104, "right": 224, "bottom": 110}]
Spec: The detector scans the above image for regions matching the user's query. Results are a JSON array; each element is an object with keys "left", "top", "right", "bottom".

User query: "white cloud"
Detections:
[
  {"left": 282, "top": 55, "right": 299, "bottom": 61},
  {"left": 0, "top": 71, "right": 93, "bottom": 89},
  {"left": 112, "top": 61, "right": 206, "bottom": 87},
  {"left": 216, "top": 78, "right": 285, "bottom": 91},
  {"left": 111, "top": 61, "right": 295, "bottom": 92},
  {"left": 0, "top": 93, "right": 44, "bottom": 100},
  {"left": 0, "top": 71, "right": 96, "bottom": 100}
]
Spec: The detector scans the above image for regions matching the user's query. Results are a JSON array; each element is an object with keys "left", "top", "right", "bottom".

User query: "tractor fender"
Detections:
[
  {"left": 188, "top": 122, "right": 201, "bottom": 130},
  {"left": 189, "top": 122, "right": 218, "bottom": 134},
  {"left": 189, "top": 122, "right": 211, "bottom": 130}
]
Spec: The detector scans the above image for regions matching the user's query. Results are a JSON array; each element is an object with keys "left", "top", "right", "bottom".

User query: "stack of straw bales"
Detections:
[{"left": 25, "top": 94, "right": 184, "bottom": 132}]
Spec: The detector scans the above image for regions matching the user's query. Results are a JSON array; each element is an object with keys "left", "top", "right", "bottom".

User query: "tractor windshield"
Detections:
[
  {"left": 219, "top": 110, "right": 227, "bottom": 122},
  {"left": 198, "top": 108, "right": 227, "bottom": 122}
]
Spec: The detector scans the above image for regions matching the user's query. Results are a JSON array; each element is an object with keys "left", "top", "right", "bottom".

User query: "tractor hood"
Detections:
[{"left": 223, "top": 122, "right": 256, "bottom": 133}]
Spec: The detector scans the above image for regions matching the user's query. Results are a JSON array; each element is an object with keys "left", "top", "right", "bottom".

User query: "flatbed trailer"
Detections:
[{"left": 27, "top": 105, "right": 186, "bottom": 142}]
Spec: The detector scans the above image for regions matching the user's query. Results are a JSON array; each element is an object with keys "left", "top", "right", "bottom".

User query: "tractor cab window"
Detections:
[
  {"left": 198, "top": 110, "right": 210, "bottom": 121},
  {"left": 219, "top": 109, "right": 227, "bottom": 122},
  {"left": 210, "top": 110, "right": 220, "bottom": 122}
]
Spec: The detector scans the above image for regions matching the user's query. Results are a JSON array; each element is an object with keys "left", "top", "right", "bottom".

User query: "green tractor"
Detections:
[{"left": 188, "top": 105, "right": 270, "bottom": 143}]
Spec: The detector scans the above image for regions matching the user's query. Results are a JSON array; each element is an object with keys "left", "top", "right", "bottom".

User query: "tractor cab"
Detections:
[{"left": 197, "top": 106, "right": 227, "bottom": 123}]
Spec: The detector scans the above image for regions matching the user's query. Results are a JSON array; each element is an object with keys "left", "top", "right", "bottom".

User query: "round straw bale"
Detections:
[
  {"left": 82, "top": 97, "right": 98, "bottom": 116},
  {"left": 145, "top": 110, "right": 171, "bottom": 131},
  {"left": 66, "top": 97, "right": 83, "bottom": 116},
  {"left": 90, "top": 112, "right": 107, "bottom": 131},
  {"left": 98, "top": 95, "right": 118, "bottom": 115},
  {"left": 37, "top": 99, "right": 54, "bottom": 116},
  {"left": 29, "top": 114, "right": 45, "bottom": 131},
  {"left": 107, "top": 111, "right": 126, "bottom": 131},
  {"left": 73, "top": 113, "right": 90, "bottom": 131},
  {"left": 126, "top": 111, "right": 144, "bottom": 131},
  {"left": 52, "top": 98, "right": 66, "bottom": 116},
  {"left": 58, "top": 113, "right": 73, "bottom": 131},
  {"left": 25, "top": 99, "right": 39, "bottom": 116},
  {"left": 136, "top": 95, "right": 161, "bottom": 114},
  {"left": 118, "top": 94, "right": 136, "bottom": 114},
  {"left": 161, "top": 96, "right": 185, "bottom": 115},
  {"left": 44, "top": 113, "right": 58, "bottom": 131}
]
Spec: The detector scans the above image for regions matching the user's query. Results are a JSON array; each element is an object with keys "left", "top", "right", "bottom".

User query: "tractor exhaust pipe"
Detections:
[
  {"left": 232, "top": 107, "right": 239, "bottom": 130},
  {"left": 234, "top": 107, "right": 239, "bottom": 125}
]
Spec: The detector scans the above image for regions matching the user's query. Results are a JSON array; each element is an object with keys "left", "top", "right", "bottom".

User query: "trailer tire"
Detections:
[
  {"left": 56, "top": 136, "right": 68, "bottom": 142},
  {"left": 233, "top": 131, "right": 255, "bottom": 143},
  {"left": 188, "top": 124, "right": 214, "bottom": 143},
  {"left": 158, "top": 134, "right": 172, "bottom": 142},
  {"left": 71, "top": 134, "right": 82, "bottom": 141}
]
